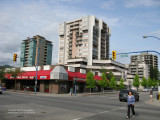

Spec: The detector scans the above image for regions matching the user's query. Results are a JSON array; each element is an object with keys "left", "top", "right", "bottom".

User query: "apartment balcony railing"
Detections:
[{"left": 70, "top": 26, "right": 79, "bottom": 30}]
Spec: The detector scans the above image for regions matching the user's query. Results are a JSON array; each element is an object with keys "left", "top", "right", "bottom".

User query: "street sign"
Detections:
[{"left": 120, "top": 54, "right": 129, "bottom": 57}]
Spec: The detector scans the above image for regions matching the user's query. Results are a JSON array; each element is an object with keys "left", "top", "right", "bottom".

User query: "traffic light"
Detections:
[
  {"left": 13, "top": 53, "right": 17, "bottom": 62},
  {"left": 112, "top": 51, "right": 116, "bottom": 60}
]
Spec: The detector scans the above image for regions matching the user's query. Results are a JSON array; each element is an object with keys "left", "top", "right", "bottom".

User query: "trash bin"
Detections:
[{"left": 157, "top": 93, "right": 159, "bottom": 100}]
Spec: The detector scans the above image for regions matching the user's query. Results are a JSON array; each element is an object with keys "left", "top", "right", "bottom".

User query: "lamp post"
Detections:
[
  {"left": 143, "top": 35, "right": 160, "bottom": 90},
  {"left": 74, "top": 75, "right": 77, "bottom": 96},
  {"left": 35, "top": 44, "right": 39, "bottom": 94},
  {"left": 143, "top": 36, "right": 160, "bottom": 41}
]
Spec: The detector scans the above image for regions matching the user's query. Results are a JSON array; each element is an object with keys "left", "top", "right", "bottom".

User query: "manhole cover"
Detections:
[
  {"left": 41, "top": 112, "right": 46, "bottom": 113},
  {"left": 17, "top": 115, "right": 24, "bottom": 117}
]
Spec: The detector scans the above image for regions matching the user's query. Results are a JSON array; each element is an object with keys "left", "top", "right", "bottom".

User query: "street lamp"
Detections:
[
  {"left": 35, "top": 45, "right": 39, "bottom": 94},
  {"left": 143, "top": 36, "right": 160, "bottom": 41},
  {"left": 143, "top": 35, "right": 160, "bottom": 90}
]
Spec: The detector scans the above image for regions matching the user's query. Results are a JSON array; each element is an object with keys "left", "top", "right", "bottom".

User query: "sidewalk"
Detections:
[
  {"left": 145, "top": 99, "right": 160, "bottom": 107},
  {"left": 3, "top": 89, "right": 119, "bottom": 97}
]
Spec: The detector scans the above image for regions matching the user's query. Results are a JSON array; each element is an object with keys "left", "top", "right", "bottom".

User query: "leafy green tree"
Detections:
[
  {"left": 100, "top": 67, "right": 113, "bottom": 81},
  {"left": 150, "top": 66, "right": 159, "bottom": 80},
  {"left": 7, "top": 68, "right": 23, "bottom": 91},
  {"left": 86, "top": 71, "right": 96, "bottom": 94},
  {"left": 0, "top": 68, "right": 6, "bottom": 84},
  {"left": 119, "top": 78, "right": 125, "bottom": 90},
  {"left": 147, "top": 77, "right": 152, "bottom": 88},
  {"left": 133, "top": 74, "right": 140, "bottom": 91},
  {"left": 109, "top": 76, "right": 117, "bottom": 89},
  {"left": 141, "top": 77, "right": 148, "bottom": 88},
  {"left": 98, "top": 72, "right": 109, "bottom": 93},
  {"left": 106, "top": 71, "right": 114, "bottom": 82},
  {"left": 152, "top": 79, "right": 158, "bottom": 88}
]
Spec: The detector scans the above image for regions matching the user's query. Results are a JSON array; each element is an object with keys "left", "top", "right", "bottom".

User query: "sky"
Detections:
[{"left": 0, "top": 0, "right": 160, "bottom": 70}]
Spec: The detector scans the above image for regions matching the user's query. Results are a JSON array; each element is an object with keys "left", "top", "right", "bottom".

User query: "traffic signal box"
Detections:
[
  {"left": 13, "top": 54, "right": 17, "bottom": 62},
  {"left": 112, "top": 51, "right": 116, "bottom": 60}
]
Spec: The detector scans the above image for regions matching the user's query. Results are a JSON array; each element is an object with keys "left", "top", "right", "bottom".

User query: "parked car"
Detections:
[
  {"left": 143, "top": 88, "right": 151, "bottom": 92},
  {"left": 152, "top": 88, "right": 158, "bottom": 91},
  {"left": 119, "top": 89, "right": 139, "bottom": 102},
  {"left": 0, "top": 85, "right": 2, "bottom": 94}
]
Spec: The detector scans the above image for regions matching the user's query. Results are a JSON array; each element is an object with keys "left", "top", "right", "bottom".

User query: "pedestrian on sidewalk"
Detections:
[
  {"left": 24, "top": 86, "right": 26, "bottom": 93},
  {"left": 150, "top": 89, "right": 153, "bottom": 102},
  {"left": 70, "top": 87, "right": 73, "bottom": 96},
  {"left": 126, "top": 91, "right": 135, "bottom": 119}
]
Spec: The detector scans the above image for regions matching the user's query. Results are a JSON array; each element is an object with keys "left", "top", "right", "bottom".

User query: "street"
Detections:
[{"left": 0, "top": 91, "right": 160, "bottom": 120}]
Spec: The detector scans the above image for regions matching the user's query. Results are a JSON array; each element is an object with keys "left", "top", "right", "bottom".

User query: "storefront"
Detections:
[{"left": 5, "top": 66, "right": 101, "bottom": 94}]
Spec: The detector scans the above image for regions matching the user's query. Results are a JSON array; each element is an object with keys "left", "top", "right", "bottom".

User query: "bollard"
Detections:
[{"left": 159, "top": 93, "right": 160, "bottom": 100}]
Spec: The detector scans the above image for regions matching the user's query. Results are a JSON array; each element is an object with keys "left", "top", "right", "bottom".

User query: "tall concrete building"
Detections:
[
  {"left": 58, "top": 15, "right": 111, "bottom": 66},
  {"left": 127, "top": 63, "right": 149, "bottom": 79},
  {"left": 57, "top": 16, "right": 134, "bottom": 84},
  {"left": 129, "top": 52, "right": 158, "bottom": 78},
  {"left": 20, "top": 35, "right": 53, "bottom": 67},
  {"left": 131, "top": 52, "right": 158, "bottom": 69}
]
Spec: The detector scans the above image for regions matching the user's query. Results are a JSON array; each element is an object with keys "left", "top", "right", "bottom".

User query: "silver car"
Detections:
[
  {"left": 143, "top": 88, "right": 151, "bottom": 92},
  {"left": 0, "top": 85, "right": 2, "bottom": 94}
]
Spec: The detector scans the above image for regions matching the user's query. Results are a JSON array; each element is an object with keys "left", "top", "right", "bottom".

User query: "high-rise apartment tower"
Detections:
[
  {"left": 58, "top": 15, "right": 111, "bottom": 66},
  {"left": 129, "top": 52, "right": 158, "bottom": 78},
  {"left": 20, "top": 35, "right": 53, "bottom": 67}
]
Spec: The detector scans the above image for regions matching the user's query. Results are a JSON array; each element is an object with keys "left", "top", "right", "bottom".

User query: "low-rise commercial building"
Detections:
[{"left": 5, "top": 63, "right": 132, "bottom": 94}]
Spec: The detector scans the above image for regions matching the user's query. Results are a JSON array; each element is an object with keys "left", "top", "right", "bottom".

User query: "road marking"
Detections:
[
  {"left": 73, "top": 118, "right": 81, "bottom": 120},
  {"left": 72, "top": 104, "right": 143, "bottom": 120},
  {"left": 72, "top": 107, "right": 126, "bottom": 120}
]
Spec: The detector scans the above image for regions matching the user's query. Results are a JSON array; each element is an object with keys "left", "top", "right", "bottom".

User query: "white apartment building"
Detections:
[
  {"left": 58, "top": 15, "right": 110, "bottom": 66},
  {"left": 130, "top": 52, "right": 158, "bottom": 77},
  {"left": 127, "top": 63, "right": 149, "bottom": 79},
  {"left": 58, "top": 15, "right": 133, "bottom": 86}
]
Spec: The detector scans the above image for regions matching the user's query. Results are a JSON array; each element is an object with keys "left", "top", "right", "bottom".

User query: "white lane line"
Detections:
[
  {"left": 72, "top": 107, "right": 126, "bottom": 120},
  {"left": 73, "top": 118, "right": 81, "bottom": 120},
  {"left": 72, "top": 105, "right": 143, "bottom": 120}
]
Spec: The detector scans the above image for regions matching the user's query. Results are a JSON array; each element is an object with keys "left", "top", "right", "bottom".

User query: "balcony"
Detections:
[{"left": 70, "top": 26, "right": 79, "bottom": 30}]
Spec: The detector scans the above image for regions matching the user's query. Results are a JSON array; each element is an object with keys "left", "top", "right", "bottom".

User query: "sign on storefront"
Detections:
[{"left": 40, "top": 76, "right": 47, "bottom": 79}]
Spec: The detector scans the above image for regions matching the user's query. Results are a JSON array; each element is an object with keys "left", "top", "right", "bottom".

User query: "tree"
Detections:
[
  {"left": 106, "top": 71, "right": 114, "bottom": 82},
  {"left": 109, "top": 76, "right": 117, "bottom": 89},
  {"left": 119, "top": 78, "right": 125, "bottom": 90},
  {"left": 147, "top": 77, "right": 152, "bottom": 88},
  {"left": 100, "top": 67, "right": 113, "bottom": 81},
  {"left": 98, "top": 72, "right": 109, "bottom": 93},
  {"left": 141, "top": 77, "right": 148, "bottom": 88},
  {"left": 7, "top": 68, "right": 23, "bottom": 91},
  {"left": 152, "top": 79, "right": 158, "bottom": 88},
  {"left": 0, "top": 68, "right": 6, "bottom": 84},
  {"left": 150, "top": 66, "right": 159, "bottom": 80},
  {"left": 133, "top": 74, "right": 140, "bottom": 91},
  {"left": 86, "top": 71, "right": 96, "bottom": 94}
]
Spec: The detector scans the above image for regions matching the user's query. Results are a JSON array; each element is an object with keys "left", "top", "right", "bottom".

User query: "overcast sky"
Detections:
[{"left": 0, "top": 0, "right": 160, "bottom": 69}]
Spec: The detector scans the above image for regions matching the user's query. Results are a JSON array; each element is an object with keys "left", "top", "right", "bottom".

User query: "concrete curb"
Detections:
[{"left": 3, "top": 90, "right": 119, "bottom": 97}]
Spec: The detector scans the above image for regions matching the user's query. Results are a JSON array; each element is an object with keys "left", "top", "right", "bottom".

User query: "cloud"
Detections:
[
  {"left": 99, "top": 16, "right": 120, "bottom": 27},
  {"left": 124, "top": 0, "right": 160, "bottom": 8},
  {"left": 150, "top": 30, "right": 160, "bottom": 37},
  {"left": 0, "top": 0, "right": 87, "bottom": 66},
  {"left": 101, "top": 0, "right": 115, "bottom": 10}
]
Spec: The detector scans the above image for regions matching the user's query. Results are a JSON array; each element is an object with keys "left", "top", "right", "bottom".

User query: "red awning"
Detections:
[
  {"left": 5, "top": 69, "right": 53, "bottom": 80},
  {"left": 5, "top": 69, "right": 103, "bottom": 82},
  {"left": 66, "top": 70, "right": 102, "bottom": 82}
]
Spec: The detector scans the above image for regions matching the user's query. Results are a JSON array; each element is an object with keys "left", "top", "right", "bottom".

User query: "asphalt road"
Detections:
[{"left": 0, "top": 91, "right": 160, "bottom": 120}]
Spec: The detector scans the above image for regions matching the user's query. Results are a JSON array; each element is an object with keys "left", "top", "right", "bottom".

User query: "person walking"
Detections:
[
  {"left": 126, "top": 91, "right": 135, "bottom": 119},
  {"left": 70, "top": 87, "right": 73, "bottom": 96},
  {"left": 150, "top": 89, "right": 153, "bottom": 102}
]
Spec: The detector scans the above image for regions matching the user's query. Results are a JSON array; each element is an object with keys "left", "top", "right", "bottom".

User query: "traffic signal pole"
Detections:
[{"left": 35, "top": 45, "right": 39, "bottom": 94}]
